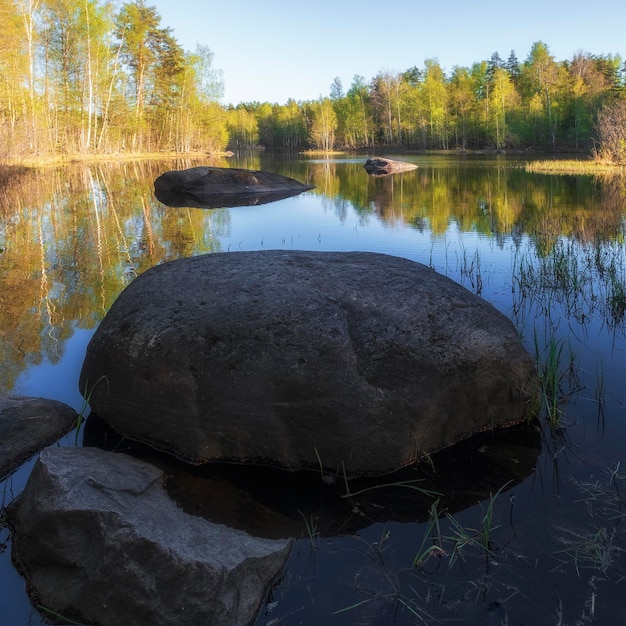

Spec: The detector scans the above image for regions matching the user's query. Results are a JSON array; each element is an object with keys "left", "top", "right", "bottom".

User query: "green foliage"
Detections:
[
  {"left": 307, "top": 98, "right": 338, "bottom": 152},
  {"left": 1, "top": 0, "right": 623, "bottom": 158},
  {"left": 247, "top": 42, "right": 623, "bottom": 151},
  {"left": 3, "top": 0, "right": 227, "bottom": 157}
]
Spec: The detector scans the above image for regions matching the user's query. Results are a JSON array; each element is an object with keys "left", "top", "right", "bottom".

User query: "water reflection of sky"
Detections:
[
  {"left": 218, "top": 191, "right": 495, "bottom": 264},
  {"left": 11, "top": 326, "right": 93, "bottom": 412}
]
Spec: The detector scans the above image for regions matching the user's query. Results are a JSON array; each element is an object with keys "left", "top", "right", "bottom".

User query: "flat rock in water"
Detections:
[
  {"left": 154, "top": 165, "right": 314, "bottom": 208},
  {"left": 0, "top": 396, "right": 77, "bottom": 480},
  {"left": 79, "top": 250, "right": 539, "bottom": 476},
  {"left": 363, "top": 157, "right": 418, "bottom": 175},
  {"left": 9, "top": 446, "right": 292, "bottom": 626}
]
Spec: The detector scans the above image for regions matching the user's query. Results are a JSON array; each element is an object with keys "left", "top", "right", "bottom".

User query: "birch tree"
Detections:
[
  {"left": 17, "top": 0, "right": 42, "bottom": 150},
  {"left": 489, "top": 67, "right": 519, "bottom": 148},
  {"left": 308, "top": 97, "right": 337, "bottom": 152},
  {"left": 0, "top": 0, "right": 28, "bottom": 153}
]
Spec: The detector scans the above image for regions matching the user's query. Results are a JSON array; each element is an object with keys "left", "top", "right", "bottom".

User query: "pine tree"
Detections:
[{"left": 505, "top": 50, "right": 520, "bottom": 82}]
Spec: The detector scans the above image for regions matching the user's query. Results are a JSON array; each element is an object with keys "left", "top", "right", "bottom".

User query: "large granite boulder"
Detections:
[
  {"left": 363, "top": 157, "right": 418, "bottom": 175},
  {"left": 9, "top": 446, "right": 292, "bottom": 626},
  {"left": 0, "top": 395, "right": 78, "bottom": 479},
  {"left": 154, "top": 165, "right": 314, "bottom": 208},
  {"left": 79, "top": 250, "right": 539, "bottom": 476}
]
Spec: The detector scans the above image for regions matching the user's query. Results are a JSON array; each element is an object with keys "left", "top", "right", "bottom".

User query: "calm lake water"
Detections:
[{"left": 1, "top": 153, "right": 626, "bottom": 625}]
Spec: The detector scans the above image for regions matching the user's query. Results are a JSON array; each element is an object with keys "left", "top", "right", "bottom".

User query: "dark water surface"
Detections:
[{"left": 1, "top": 153, "right": 626, "bottom": 625}]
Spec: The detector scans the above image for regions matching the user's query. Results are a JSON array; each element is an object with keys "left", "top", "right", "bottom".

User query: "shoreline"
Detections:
[
  {"left": 1, "top": 150, "right": 232, "bottom": 170},
  {"left": 3, "top": 149, "right": 624, "bottom": 177}
]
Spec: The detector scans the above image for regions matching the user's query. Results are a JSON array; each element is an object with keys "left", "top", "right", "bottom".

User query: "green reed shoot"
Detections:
[
  {"left": 37, "top": 605, "right": 82, "bottom": 625},
  {"left": 413, "top": 499, "right": 445, "bottom": 567},
  {"left": 341, "top": 479, "right": 442, "bottom": 500},
  {"left": 608, "top": 263, "right": 626, "bottom": 321},
  {"left": 439, "top": 482, "right": 510, "bottom": 568},
  {"left": 533, "top": 331, "right": 578, "bottom": 429},
  {"left": 596, "top": 362, "right": 606, "bottom": 432},
  {"left": 75, "top": 375, "right": 108, "bottom": 444},
  {"left": 298, "top": 509, "right": 319, "bottom": 551},
  {"left": 479, "top": 481, "right": 510, "bottom": 552}
]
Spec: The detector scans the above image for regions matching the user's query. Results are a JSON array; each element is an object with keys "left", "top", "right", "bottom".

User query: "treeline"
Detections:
[
  {"left": 1, "top": 0, "right": 625, "bottom": 160},
  {"left": 233, "top": 46, "right": 626, "bottom": 154}
]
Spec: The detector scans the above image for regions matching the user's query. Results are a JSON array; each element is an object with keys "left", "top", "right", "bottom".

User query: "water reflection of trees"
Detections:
[
  {"left": 0, "top": 160, "right": 230, "bottom": 393},
  {"left": 3, "top": 157, "right": 625, "bottom": 393},
  {"left": 296, "top": 161, "right": 626, "bottom": 245},
  {"left": 294, "top": 158, "right": 626, "bottom": 333}
]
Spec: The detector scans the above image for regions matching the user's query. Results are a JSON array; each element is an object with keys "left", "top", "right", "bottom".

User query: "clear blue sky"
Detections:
[{"left": 151, "top": 0, "right": 626, "bottom": 106}]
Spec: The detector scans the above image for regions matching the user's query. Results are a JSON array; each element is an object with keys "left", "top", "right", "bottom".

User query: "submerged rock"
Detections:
[
  {"left": 0, "top": 396, "right": 77, "bottom": 480},
  {"left": 9, "top": 446, "right": 292, "bottom": 626},
  {"left": 80, "top": 250, "right": 539, "bottom": 476},
  {"left": 154, "top": 165, "right": 314, "bottom": 208},
  {"left": 363, "top": 157, "right": 418, "bottom": 175}
]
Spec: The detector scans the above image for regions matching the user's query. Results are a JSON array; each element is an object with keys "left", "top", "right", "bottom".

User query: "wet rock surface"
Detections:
[
  {"left": 8, "top": 446, "right": 292, "bottom": 626},
  {"left": 154, "top": 165, "right": 314, "bottom": 208},
  {"left": 80, "top": 250, "right": 539, "bottom": 476},
  {"left": 0, "top": 395, "right": 77, "bottom": 479}
]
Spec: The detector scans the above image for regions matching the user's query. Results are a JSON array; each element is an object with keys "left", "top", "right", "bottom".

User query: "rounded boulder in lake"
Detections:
[
  {"left": 153, "top": 165, "right": 314, "bottom": 208},
  {"left": 80, "top": 251, "right": 539, "bottom": 477}
]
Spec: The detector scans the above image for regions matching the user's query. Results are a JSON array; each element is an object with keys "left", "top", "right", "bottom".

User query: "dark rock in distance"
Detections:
[
  {"left": 0, "top": 396, "right": 77, "bottom": 480},
  {"left": 154, "top": 165, "right": 314, "bottom": 208},
  {"left": 363, "top": 157, "right": 418, "bottom": 176},
  {"left": 79, "top": 250, "right": 540, "bottom": 477},
  {"left": 9, "top": 446, "right": 292, "bottom": 626}
]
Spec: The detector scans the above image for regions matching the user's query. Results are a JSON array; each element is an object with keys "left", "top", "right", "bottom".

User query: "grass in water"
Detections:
[
  {"left": 551, "top": 468, "right": 626, "bottom": 581},
  {"left": 333, "top": 529, "right": 435, "bottom": 623},
  {"left": 75, "top": 375, "right": 108, "bottom": 443},
  {"left": 533, "top": 332, "right": 580, "bottom": 430},
  {"left": 413, "top": 482, "right": 511, "bottom": 571},
  {"left": 341, "top": 479, "right": 442, "bottom": 500},
  {"left": 298, "top": 509, "right": 319, "bottom": 551},
  {"left": 608, "top": 262, "right": 626, "bottom": 321},
  {"left": 413, "top": 499, "right": 445, "bottom": 567},
  {"left": 525, "top": 159, "right": 626, "bottom": 176},
  {"left": 552, "top": 526, "right": 620, "bottom": 577}
]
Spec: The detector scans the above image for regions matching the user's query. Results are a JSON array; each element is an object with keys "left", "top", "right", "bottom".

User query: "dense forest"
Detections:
[{"left": 1, "top": 0, "right": 626, "bottom": 161}]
